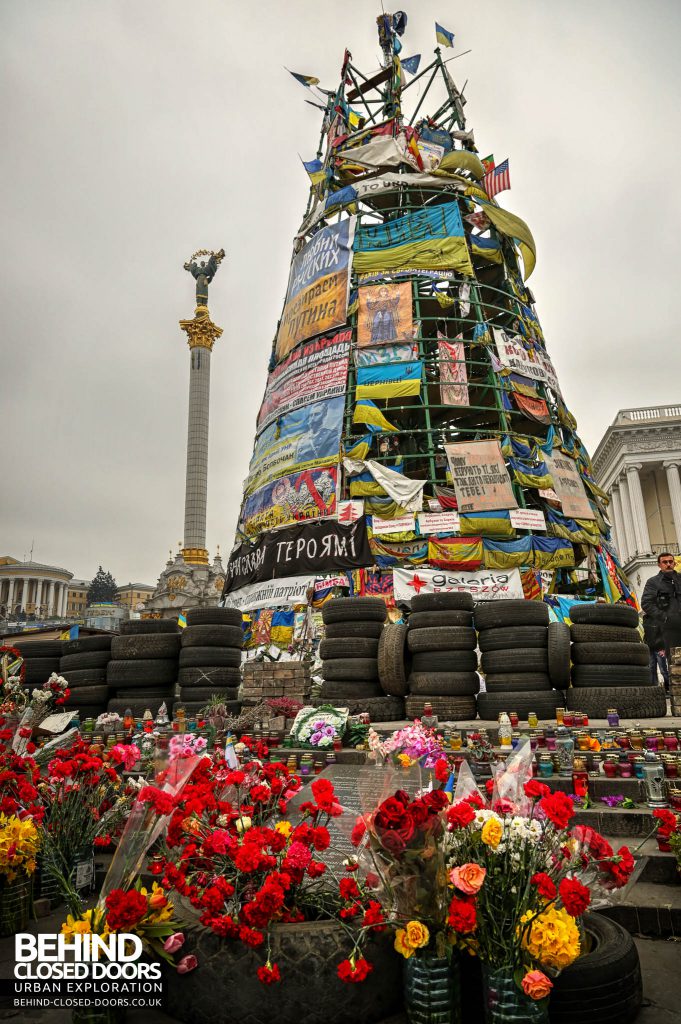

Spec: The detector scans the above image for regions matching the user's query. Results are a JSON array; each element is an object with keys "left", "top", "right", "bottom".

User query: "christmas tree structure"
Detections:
[
  {"left": 223, "top": 14, "right": 634, "bottom": 622},
  {"left": 87, "top": 566, "right": 118, "bottom": 606}
]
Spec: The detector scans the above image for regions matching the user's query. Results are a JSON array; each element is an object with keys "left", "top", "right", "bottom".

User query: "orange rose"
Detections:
[
  {"left": 521, "top": 970, "right": 553, "bottom": 1001},
  {"left": 449, "top": 863, "right": 486, "bottom": 895},
  {"left": 405, "top": 920, "right": 430, "bottom": 949},
  {"left": 394, "top": 928, "right": 415, "bottom": 959}
]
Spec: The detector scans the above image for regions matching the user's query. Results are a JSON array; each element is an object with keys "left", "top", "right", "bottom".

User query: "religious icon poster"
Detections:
[{"left": 357, "top": 281, "right": 413, "bottom": 347}]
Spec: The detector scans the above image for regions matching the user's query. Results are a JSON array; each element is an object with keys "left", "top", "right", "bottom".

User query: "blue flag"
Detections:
[
  {"left": 401, "top": 54, "right": 421, "bottom": 75},
  {"left": 302, "top": 158, "right": 323, "bottom": 174},
  {"left": 435, "top": 22, "right": 455, "bottom": 47}
]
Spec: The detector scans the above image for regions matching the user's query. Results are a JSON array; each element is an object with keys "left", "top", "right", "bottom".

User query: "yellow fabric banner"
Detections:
[
  {"left": 437, "top": 150, "right": 486, "bottom": 180},
  {"left": 353, "top": 236, "right": 473, "bottom": 276}
]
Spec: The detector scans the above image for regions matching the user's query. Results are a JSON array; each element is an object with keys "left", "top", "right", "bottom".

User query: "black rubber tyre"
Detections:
[
  {"left": 60, "top": 651, "right": 112, "bottom": 671},
  {"left": 107, "top": 659, "right": 178, "bottom": 687},
  {"left": 377, "top": 624, "right": 411, "bottom": 696},
  {"left": 483, "top": 674, "right": 552, "bottom": 693},
  {"left": 321, "top": 598, "right": 387, "bottom": 624},
  {"left": 62, "top": 636, "right": 112, "bottom": 655},
  {"left": 410, "top": 593, "right": 474, "bottom": 612},
  {"left": 570, "top": 603, "right": 640, "bottom": 628},
  {"left": 119, "top": 619, "right": 179, "bottom": 634},
  {"left": 174, "top": 700, "right": 241, "bottom": 716},
  {"left": 407, "top": 610, "right": 473, "bottom": 629},
  {"left": 477, "top": 626, "right": 547, "bottom": 652},
  {"left": 322, "top": 658, "right": 379, "bottom": 681},
  {"left": 477, "top": 689, "right": 565, "bottom": 720},
  {"left": 405, "top": 694, "right": 476, "bottom": 720},
  {"left": 312, "top": 695, "right": 404, "bottom": 721},
  {"left": 549, "top": 912, "right": 642, "bottom": 1024},
  {"left": 323, "top": 620, "right": 384, "bottom": 640},
  {"left": 319, "top": 680, "right": 383, "bottom": 700},
  {"left": 481, "top": 648, "right": 549, "bottom": 674},
  {"left": 177, "top": 666, "right": 241, "bottom": 687},
  {"left": 407, "top": 626, "right": 477, "bottom": 653},
  {"left": 186, "top": 607, "right": 243, "bottom": 627},
  {"left": 409, "top": 672, "right": 479, "bottom": 696},
  {"left": 24, "top": 659, "right": 61, "bottom": 684},
  {"left": 411, "top": 650, "right": 478, "bottom": 673},
  {"left": 108, "top": 696, "right": 177, "bottom": 716},
  {"left": 179, "top": 647, "right": 242, "bottom": 668},
  {"left": 547, "top": 621, "right": 571, "bottom": 689},
  {"left": 70, "top": 706, "right": 107, "bottom": 720},
  {"left": 14, "top": 640, "right": 63, "bottom": 658},
  {"left": 65, "top": 685, "right": 109, "bottom": 706},
  {"left": 58, "top": 667, "right": 107, "bottom": 687},
  {"left": 110, "top": 635, "right": 181, "bottom": 660},
  {"left": 571, "top": 664, "right": 656, "bottom": 687},
  {"left": 319, "top": 638, "right": 380, "bottom": 660},
  {"left": 474, "top": 600, "right": 549, "bottom": 630},
  {"left": 566, "top": 685, "right": 667, "bottom": 719},
  {"left": 570, "top": 624, "right": 642, "bottom": 645},
  {"left": 178, "top": 686, "right": 239, "bottom": 703},
  {"left": 181, "top": 625, "right": 243, "bottom": 648},
  {"left": 571, "top": 642, "right": 649, "bottom": 666},
  {"left": 113, "top": 688, "right": 175, "bottom": 698}
]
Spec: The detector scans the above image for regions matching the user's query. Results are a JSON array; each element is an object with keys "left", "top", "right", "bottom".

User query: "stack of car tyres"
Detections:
[
  {"left": 475, "top": 599, "right": 568, "bottom": 721},
  {"left": 107, "top": 619, "right": 180, "bottom": 717},
  {"left": 59, "top": 634, "right": 113, "bottom": 719},
  {"left": 317, "top": 597, "right": 404, "bottom": 722},
  {"left": 177, "top": 607, "right": 243, "bottom": 716},
  {"left": 405, "top": 593, "right": 478, "bottom": 721},
  {"left": 568, "top": 602, "right": 666, "bottom": 719},
  {"left": 13, "top": 638, "right": 63, "bottom": 698}
]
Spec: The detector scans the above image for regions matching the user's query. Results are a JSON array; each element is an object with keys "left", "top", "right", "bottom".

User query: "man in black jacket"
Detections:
[{"left": 641, "top": 552, "right": 681, "bottom": 688}]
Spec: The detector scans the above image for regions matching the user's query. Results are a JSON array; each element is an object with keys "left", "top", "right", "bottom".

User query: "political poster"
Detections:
[
  {"left": 393, "top": 566, "right": 524, "bottom": 602},
  {"left": 371, "top": 513, "right": 416, "bottom": 536},
  {"left": 257, "top": 329, "right": 351, "bottom": 430},
  {"left": 222, "top": 575, "right": 317, "bottom": 612},
  {"left": 337, "top": 500, "right": 364, "bottom": 524},
  {"left": 357, "top": 282, "right": 414, "bottom": 347},
  {"left": 545, "top": 452, "right": 595, "bottom": 520},
  {"left": 509, "top": 508, "right": 547, "bottom": 531},
  {"left": 493, "top": 328, "right": 545, "bottom": 384},
  {"left": 246, "top": 395, "right": 345, "bottom": 495},
  {"left": 276, "top": 219, "right": 355, "bottom": 360},
  {"left": 444, "top": 439, "right": 517, "bottom": 514},
  {"left": 240, "top": 466, "right": 338, "bottom": 537},
  {"left": 225, "top": 519, "right": 373, "bottom": 593},
  {"left": 417, "top": 511, "right": 461, "bottom": 534},
  {"left": 438, "top": 335, "right": 469, "bottom": 406}
]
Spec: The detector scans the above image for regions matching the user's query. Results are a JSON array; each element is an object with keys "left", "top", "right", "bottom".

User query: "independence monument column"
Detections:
[{"left": 179, "top": 248, "right": 225, "bottom": 566}]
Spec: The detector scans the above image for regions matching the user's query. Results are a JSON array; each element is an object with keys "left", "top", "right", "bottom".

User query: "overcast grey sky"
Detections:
[{"left": 2, "top": 0, "right": 680, "bottom": 586}]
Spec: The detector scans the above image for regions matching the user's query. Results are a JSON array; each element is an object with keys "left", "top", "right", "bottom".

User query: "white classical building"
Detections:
[
  {"left": 0, "top": 557, "right": 73, "bottom": 619},
  {"left": 592, "top": 405, "right": 681, "bottom": 597}
]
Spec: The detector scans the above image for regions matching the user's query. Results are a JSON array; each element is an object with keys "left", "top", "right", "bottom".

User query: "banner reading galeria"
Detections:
[
  {"left": 222, "top": 574, "right": 317, "bottom": 612},
  {"left": 257, "top": 329, "right": 351, "bottom": 430},
  {"left": 275, "top": 219, "right": 355, "bottom": 360},
  {"left": 225, "top": 518, "right": 373, "bottom": 593},
  {"left": 245, "top": 396, "right": 345, "bottom": 495},
  {"left": 240, "top": 466, "right": 338, "bottom": 537},
  {"left": 393, "top": 566, "right": 525, "bottom": 602}
]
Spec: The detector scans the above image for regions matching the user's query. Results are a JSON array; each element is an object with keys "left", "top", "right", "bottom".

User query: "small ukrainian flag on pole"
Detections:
[
  {"left": 435, "top": 22, "right": 455, "bottom": 48},
  {"left": 178, "top": 613, "right": 187, "bottom": 629}
]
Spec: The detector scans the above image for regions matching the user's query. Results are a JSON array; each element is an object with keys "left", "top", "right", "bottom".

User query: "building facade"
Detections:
[
  {"left": 592, "top": 405, "right": 681, "bottom": 597},
  {"left": 116, "top": 584, "right": 155, "bottom": 611},
  {"left": 0, "top": 557, "right": 73, "bottom": 619},
  {"left": 67, "top": 579, "right": 90, "bottom": 616}
]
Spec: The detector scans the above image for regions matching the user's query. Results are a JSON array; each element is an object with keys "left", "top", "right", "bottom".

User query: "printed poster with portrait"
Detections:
[{"left": 357, "top": 282, "right": 414, "bottom": 348}]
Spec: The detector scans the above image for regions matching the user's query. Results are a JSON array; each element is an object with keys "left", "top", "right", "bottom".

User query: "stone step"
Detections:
[{"left": 600, "top": 881, "right": 681, "bottom": 937}]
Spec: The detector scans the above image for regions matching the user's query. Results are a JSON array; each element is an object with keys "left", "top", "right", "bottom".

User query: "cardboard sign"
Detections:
[
  {"left": 546, "top": 452, "right": 595, "bottom": 520},
  {"left": 509, "top": 508, "right": 547, "bottom": 531},
  {"left": 394, "top": 567, "right": 524, "bottom": 602},
  {"left": 445, "top": 439, "right": 517, "bottom": 514},
  {"left": 493, "top": 328, "right": 545, "bottom": 384}
]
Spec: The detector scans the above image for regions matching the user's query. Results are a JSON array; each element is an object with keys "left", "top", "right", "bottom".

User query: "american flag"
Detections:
[{"left": 484, "top": 158, "right": 511, "bottom": 198}]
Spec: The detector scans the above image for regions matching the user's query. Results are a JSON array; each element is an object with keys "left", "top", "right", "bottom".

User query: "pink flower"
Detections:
[
  {"left": 163, "top": 933, "right": 185, "bottom": 954},
  {"left": 449, "top": 863, "right": 486, "bottom": 895},
  {"left": 176, "top": 954, "right": 198, "bottom": 974}
]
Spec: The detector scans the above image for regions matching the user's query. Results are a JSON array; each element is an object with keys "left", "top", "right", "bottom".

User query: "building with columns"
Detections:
[
  {"left": 592, "top": 405, "right": 681, "bottom": 597},
  {"left": 0, "top": 557, "right": 73, "bottom": 619}
]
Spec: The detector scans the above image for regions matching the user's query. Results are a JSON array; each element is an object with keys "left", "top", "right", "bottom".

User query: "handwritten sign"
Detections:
[
  {"left": 546, "top": 452, "right": 595, "bottom": 520},
  {"left": 445, "top": 439, "right": 517, "bottom": 514}
]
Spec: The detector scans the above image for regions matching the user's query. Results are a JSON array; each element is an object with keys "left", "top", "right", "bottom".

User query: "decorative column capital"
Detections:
[
  {"left": 179, "top": 309, "right": 223, "bottom": 351},
  {"left": 663, "top": 460, "right": 680, "bottom": 471},
  {"left": 626, "top": 462, "right": 644, "bottom": 473}
]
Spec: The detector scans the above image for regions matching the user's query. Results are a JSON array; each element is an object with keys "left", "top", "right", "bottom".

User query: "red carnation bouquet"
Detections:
[
  {"left": 441, "top": 749, "right": 637, "bottom": 1005},
  {"left": 155, "top": 757, "right": 387, "bottom": 984}
]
